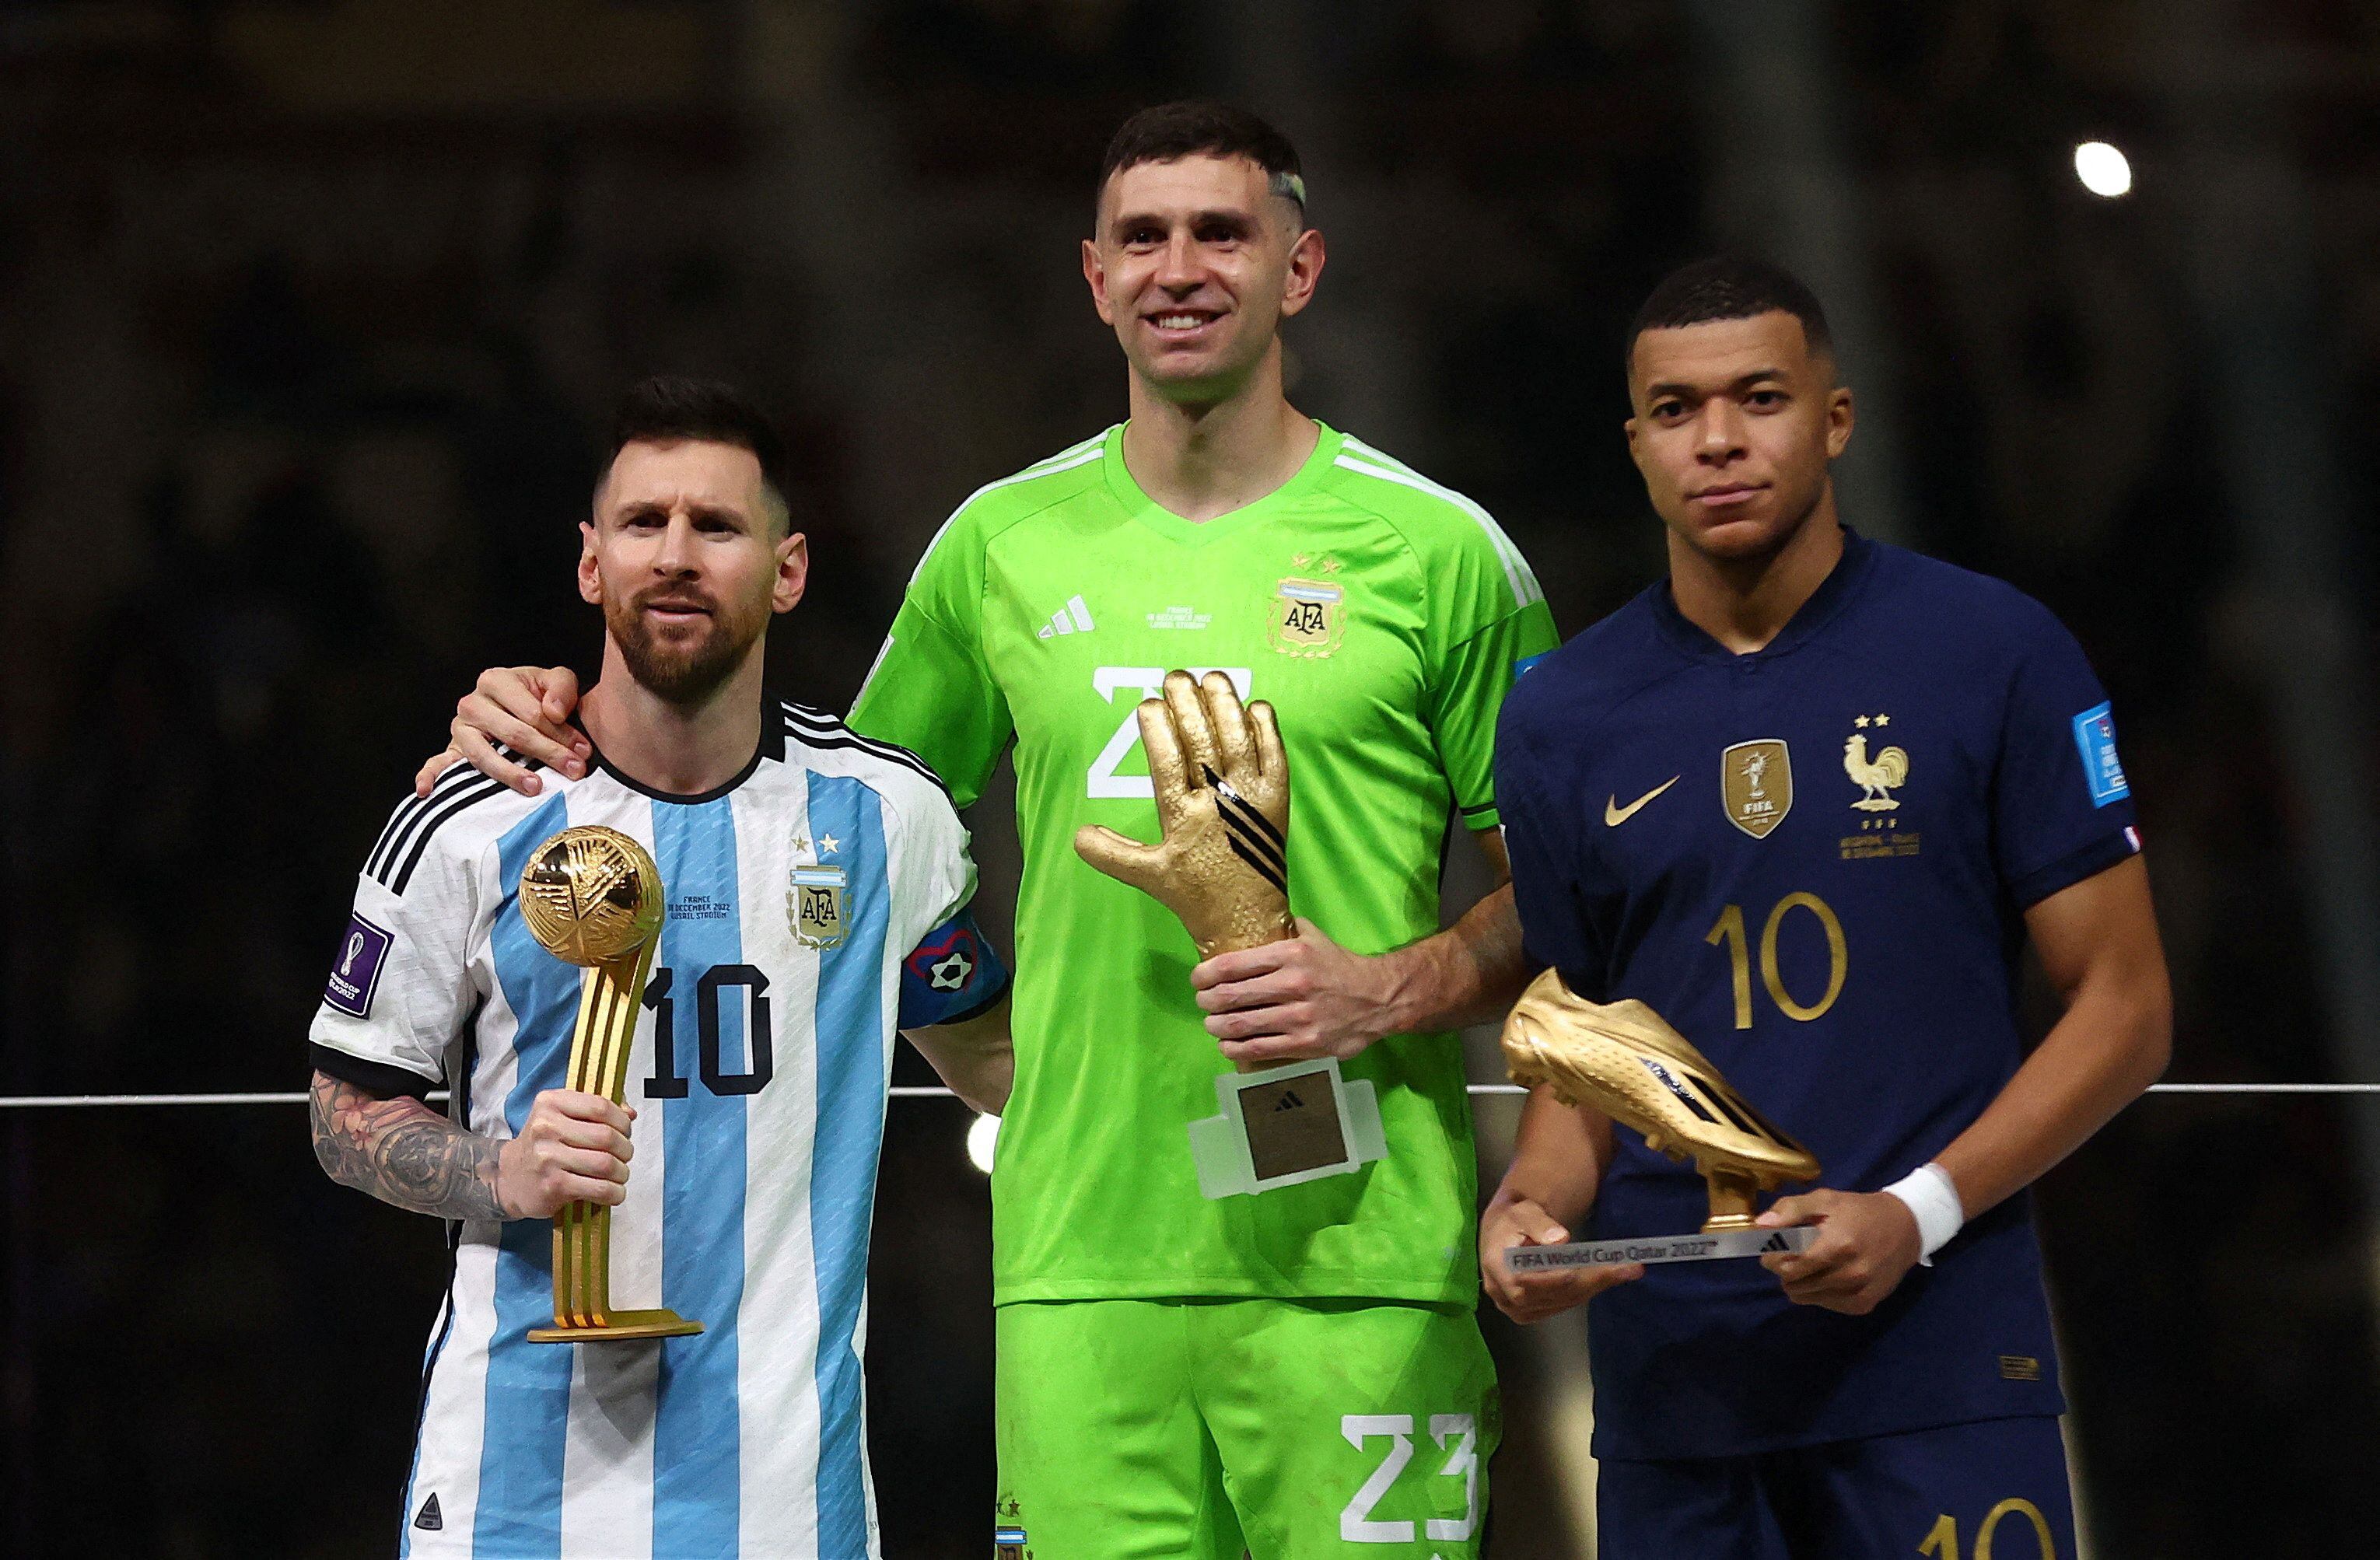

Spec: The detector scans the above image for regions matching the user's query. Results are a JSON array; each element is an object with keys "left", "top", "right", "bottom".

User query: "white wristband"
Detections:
[{"left": 1881, "top": 1163, "right": 1965, "bottom": 1265}]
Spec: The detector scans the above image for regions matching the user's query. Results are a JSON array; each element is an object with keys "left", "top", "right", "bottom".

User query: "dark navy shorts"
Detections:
[{"left": 1597, "top": 1415, "right": 2077, "bottom": 1559}]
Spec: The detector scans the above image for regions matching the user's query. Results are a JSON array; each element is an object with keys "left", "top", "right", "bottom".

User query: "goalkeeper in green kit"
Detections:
[{"left": 427, "top": 102, "right": 1554, "bottom": 1559}]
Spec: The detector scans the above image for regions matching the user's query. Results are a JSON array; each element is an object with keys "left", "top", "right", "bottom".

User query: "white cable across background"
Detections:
[{"left": 1, "top": 1083, "right": 2376, "bottom": 1109}]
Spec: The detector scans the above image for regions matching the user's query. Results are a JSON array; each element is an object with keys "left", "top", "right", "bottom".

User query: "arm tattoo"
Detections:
[{"left": 310, "top": 1071, "right": 509, "bottom": 1222}]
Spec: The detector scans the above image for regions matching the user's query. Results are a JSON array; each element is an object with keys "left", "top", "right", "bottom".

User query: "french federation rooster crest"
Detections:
[{"left": 1843, "top": 729, "right": 1909, "bottom": 811}]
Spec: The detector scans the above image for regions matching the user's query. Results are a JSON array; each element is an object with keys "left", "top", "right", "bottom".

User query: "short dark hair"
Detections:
[
  {"left": 1627, "top": 257, "right": 1833, "bottom": 373},
  {"left": 606, "top": 375, "right": 791, "bottom": 533},
  {"left": 1097, "top": 100, "right": 1307, "bottom": 214}
]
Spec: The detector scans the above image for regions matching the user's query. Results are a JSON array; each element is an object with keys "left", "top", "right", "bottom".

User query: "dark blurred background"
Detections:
[{"left": 5, "top": 1, "right": 2379, "bottom": 1555}]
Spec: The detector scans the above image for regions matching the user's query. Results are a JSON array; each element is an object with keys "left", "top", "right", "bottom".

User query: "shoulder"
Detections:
[
  {"left": 362, "top": 750, "right": 555, "bottom": 897},
  {"left": 1864, "top": 540, "right": 2042, "bottom": 621},
  {"left": 1498, "top": 590, "right": 1680, "bottom": 750},
  {"left": 1321, "top": 432, "right": 1544, "bottom": 611},
  {"left": 777, "top": 698, "right": 957, "bottom": 814},
  {"left": 917, "top": 429, "right": 1114, "bottom": 568},
  {"left": 1860, "top": 541, "right": 2079, "bottom": 661}
]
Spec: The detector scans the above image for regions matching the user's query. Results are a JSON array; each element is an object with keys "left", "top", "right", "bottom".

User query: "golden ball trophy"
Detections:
[
  {"left": 1075, "top": 670, "right": 1385, "bottom": 1198},
  {"left": 516, "top": 824, "right": 704, "bottom": 1342},
  {"left": 1499, "top": 970, "right": 1822, "bottom": 1268}
]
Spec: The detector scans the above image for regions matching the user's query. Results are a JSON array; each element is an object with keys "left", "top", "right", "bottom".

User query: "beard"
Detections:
[{"left": 604, "top": 581, "right": 768, "bottom": 705}]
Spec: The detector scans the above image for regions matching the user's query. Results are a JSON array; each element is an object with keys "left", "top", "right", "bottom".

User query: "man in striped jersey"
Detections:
[
  {"left": 312, "top": 376, "right": 1013, "bottom": 1558},
  {"left": 433, "top": 106, "right": 1554, "bottom": 1558}
]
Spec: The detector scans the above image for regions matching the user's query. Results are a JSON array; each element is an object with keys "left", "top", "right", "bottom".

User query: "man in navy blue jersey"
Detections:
[{"left": 1482, "top": 257, "right": 2172, "bottom": 1558}]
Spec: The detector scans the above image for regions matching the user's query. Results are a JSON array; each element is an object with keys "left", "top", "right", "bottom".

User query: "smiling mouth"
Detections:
[{"left": 1147, "top": 310, "right": 1221, "bottom": 333}]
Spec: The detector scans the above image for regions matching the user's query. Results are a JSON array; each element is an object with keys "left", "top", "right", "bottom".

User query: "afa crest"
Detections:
[
  {"left": 995, "top": 1494, "right": 1030, "bottom": 1560},
  {"left": 789, "top": 864, "right": 848, "bottom": 950},
  {"left": 1269, "top": 558, "right": 1346, "bottom": 657},
  {"left": 1721, "top": 740, "right": 1793, "bottom": 838}
]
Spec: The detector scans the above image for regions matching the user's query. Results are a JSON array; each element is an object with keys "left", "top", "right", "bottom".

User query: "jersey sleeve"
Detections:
[
  {"left": 1991, "top": 603, "right": 2143, "bottom": 908},
  {"left": 848, "top": 515, "right": 1014, "bottom": 809},
  {"left": 1495, "top": 703, "right": 1608, "bottom": 998},
  {"left": 884, "top": 768, "right": 1013, "bottom": 1029},
  {"left": 308, "top": 797, "right": 484, "bottom": 1097},
  {"left": 898, "top": 907, "right": 1012, "bottom": 1029},
  {"left": 1423, "top": 515, "right": 1559, "bottom": 829}
]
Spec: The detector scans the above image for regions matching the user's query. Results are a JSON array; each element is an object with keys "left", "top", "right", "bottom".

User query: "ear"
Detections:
[
  {"left": 1083, "top": 236, "right": 1115, "bottom": 327},
  {"left": 1277, "top": 226, "right": 1326, "bottom": 320},
  {"left": 1626, "top": 407, "right": 1661, "bottom": 478},
  {"left": 1824, "top": 386, "right": 1855, "bottom": 460},
  {"left": 772, "top": 531, "right": 809, "bottom": 614},
  {"left": 577, "top": 520, "right": 603, "bottom": 605}
]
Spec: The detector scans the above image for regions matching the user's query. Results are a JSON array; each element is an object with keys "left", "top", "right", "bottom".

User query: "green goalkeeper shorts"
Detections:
[{"left": 992, "top": 1296, "right": 1499, "bottom": 1560}]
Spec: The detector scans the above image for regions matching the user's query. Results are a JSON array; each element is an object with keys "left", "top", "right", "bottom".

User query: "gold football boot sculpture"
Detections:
[
  {"left": 1075, "top": 669, "right": 1296, "bottom": 1032},
  {"left": 1502, "top": 969, "right": 1819, "bottom": 1229},
  {"left": 517, "top": 825, "right": 702, "bottom": 1343}
]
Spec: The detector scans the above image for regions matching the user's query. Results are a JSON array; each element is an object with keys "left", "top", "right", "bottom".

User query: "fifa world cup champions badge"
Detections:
[
  {"left": 516, "top": 826, "right": 704, "bottom": 1342},
  {"left": 1074, "top": 670, "right": 1386, "bottom": 1198},
  {"left": 1721, "top": 739, "right": 1793, "bottom": 838},
  {"left": 1497, "top": 974, "right": 1823, "bottom": 1269}
]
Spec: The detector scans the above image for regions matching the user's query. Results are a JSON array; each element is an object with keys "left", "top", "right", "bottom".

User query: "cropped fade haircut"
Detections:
[
  {"left": 1628, "top": 257, "right": 1834, "bottom": 376},
  {"left": 604, "top": 375, "right": 793, "bottom": 537},
  {"left": 1097, "top": 100, "right": 1308, "bottom": 217}
]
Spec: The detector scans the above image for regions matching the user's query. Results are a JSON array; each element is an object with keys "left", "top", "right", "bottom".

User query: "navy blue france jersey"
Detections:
[{"left": 1495, "top": 531, "right": 2140, "bottom": 1460}]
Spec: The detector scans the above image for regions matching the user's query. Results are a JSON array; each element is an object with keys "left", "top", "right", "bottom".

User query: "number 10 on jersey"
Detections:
[{"left": 1706, "top": 891, "right": 1848, "bottom": 1027}]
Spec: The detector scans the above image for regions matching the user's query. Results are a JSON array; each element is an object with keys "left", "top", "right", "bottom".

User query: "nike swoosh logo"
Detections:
[{"left": 1605, "top": 775, "right": 1681, "bottom": 827}]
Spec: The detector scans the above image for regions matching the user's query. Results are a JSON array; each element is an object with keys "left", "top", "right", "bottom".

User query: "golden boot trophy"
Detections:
[
  {"left": 1499, "top": 969, "right": 1822, "bottom": 1269},
  {"left": 516, "top": 825, "right": 703, "bottom": 1341},
  {"left": 1075, "top": 670, "right": 1385, "bottom": 1198}
]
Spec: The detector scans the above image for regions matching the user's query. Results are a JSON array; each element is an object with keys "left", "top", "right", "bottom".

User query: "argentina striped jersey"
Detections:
[{"left": 310, "top": 698, "right": 1006, "bottom": 1559}]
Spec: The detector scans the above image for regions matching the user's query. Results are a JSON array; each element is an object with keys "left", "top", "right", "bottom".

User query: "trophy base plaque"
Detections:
[
  {"left": 1500, "top": 1157, "right": 1820, "bottom": 1271},
  {"left": 529, "top": 1310, "right": 705, "bottom": 1344},
  {"left": 1189, "top": 1056, "right": 1387, "bottom": 1198},
  {"left": 1505, "top": 1224, "right": 1815, "bottom": 1272}
]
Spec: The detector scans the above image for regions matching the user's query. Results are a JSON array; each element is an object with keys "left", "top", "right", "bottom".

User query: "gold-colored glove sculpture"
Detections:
[
  {"left": 1502, "top": 969, "right": 1819, "bottom": 1230},
  {"left": 1074, "top": 670, "right": 1294, "bottom": 962}
]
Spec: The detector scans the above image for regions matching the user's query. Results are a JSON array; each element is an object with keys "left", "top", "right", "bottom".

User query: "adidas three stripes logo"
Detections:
[{"left": 1035, "top": 595, "right": 1095, "bottom": 638}]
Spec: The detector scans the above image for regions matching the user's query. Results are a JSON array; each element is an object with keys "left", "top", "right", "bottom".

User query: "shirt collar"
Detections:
[{"left": 1647, "top": 526, "right": 1878, "bottom": 663}]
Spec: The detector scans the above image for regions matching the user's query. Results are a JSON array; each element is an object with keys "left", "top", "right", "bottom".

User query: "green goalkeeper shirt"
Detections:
[{"left": 849, "top": 421, "right": 1558, "bottom": 1304}]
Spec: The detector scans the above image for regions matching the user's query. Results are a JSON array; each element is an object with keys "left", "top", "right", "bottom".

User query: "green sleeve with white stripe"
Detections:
[
  {"left": 849, "top": 517, "right": 1014, "bottom": 810},
  {"left": 1430, "top": 601, "right": 1558, "bottom": 828},
  {"left": 1423, "top": 533, "right": 1559, "bottom": 830}
]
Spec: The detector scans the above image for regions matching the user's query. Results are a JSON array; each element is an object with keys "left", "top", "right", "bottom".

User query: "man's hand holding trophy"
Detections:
[{"left": 1074, "top": 671, "right": 1387, "bottom": 1198}]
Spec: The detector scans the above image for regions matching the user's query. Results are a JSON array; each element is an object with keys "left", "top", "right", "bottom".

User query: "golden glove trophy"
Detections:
[
  {"left": 516, "top": 825, "right": 703, "bottom": 1341},
  {"left": 1075, "top": 670, "right": 1385, "bottom": 1198},
  {"left": 1499, "top": 969, "right": 1822, "bottom": 1268}
]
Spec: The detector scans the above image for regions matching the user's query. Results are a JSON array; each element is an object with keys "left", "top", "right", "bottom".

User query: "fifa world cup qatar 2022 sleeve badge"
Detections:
[{"left": 1073, "top": 669, "right": 1387, "bottom": 1198}]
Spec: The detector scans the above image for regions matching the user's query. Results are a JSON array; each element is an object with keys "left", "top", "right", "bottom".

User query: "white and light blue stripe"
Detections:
[
  {"left": 802, "top": 775, "right": 892, "bottom": 1557},
  {"left": 388, "top": 725, "right": 967, "bottom": 1558}
]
